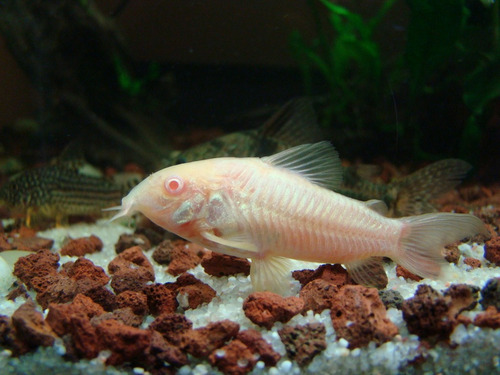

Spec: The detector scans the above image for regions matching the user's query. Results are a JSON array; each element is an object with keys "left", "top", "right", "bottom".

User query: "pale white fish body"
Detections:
[{"left": 111, "top": 142, "right": 487, "bottom": 294}]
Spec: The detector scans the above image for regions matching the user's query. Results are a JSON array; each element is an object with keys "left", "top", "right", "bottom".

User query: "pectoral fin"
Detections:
[
  {"left": 345, "top": 257, "right": 388, "bottom": 289},
  {"left": 250, "top": 256, "right": 294, "bottom": 295},
  {"left": 201, "top": 231, "right": 259, "bottom": 253}
]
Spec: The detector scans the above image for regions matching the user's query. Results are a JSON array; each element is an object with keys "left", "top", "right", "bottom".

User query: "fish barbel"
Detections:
[{"left": 110, "top": 142, "right": 487, "bottom": 294}]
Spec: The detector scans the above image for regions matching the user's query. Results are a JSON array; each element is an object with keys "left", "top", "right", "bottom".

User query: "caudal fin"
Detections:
[
  {"left": 388, "top": 159, "right": 471, "bottom": 216},
  {"left": 395, "top": 213, "right": 487, "bottom": 279}
]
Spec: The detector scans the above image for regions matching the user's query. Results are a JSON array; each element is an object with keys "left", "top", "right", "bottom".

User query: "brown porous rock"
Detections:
[
  {"left": 401, "top": 284, "right": 472, "bottom": 342},
  {"left": 201, "top": 252, "right": 251, "bottom": 277},
  {"left": 208, "top": 339, "right": 257, "bottom": 375},
  {"left": 155, "top": 239, "right": 207, "bottom": 276},
  {"left": 292, "top": 264, "right": 352, "bottom": 288},
  {"left": 396, "top": 265, "right": 423, "bottom": 282},
  {"left": 299, "top": 278, "right": 339, "bottom": 314},
  {"left": 279, "top": 323, "right": 327, "bottom": 366},
  {"left": 149, "top": 313, "right": 193, "bottom": 346},
  {"left": 242, "top": 292, "right": 305, "bottom": 329},
  {"left": 11, "top": 301, "right": 57, "bottom": 350},
  {"left": 10, "top": 236, "right": 54, "bottom": 252},
  {"left": 474, "top": 306, "right": 500, "bottom": 329},
  {"left": 13, "top": 249, "right": 59, "bottom": 288},
  {"left": 236, "top": 329, "right": 281, "bottom": 366},
  {"left": 60, "top": 235, "right": 103, "bottom": 256},
  {"left": 96, "top": 319, "right": 152, "bottom": 366},
  {"left": 46, "top": 294, "right": 105, "bottom": 336},
  {"left": 108, "top": 246, "right": 155, "bottom": 293},
  {"left": 463, "top": 257, "right": 482, "bottom": 269},
  {"left": 35, "top": 274, "right": 78, "bottom": 309},
  {"left": 485, "top": 236, "right": 500, "bottom": 265},
  {"left": 180, "top": 320, "right": 240, "bottom": 358},
  {"left": 329, "top": 285, "right": 398, "bottom": 348},
  {"left": 143, "top": 283, "right": 178, "bottom": 316},
  {"left": 174, "top": 273, "right": 216, "bottom": 310},
  {"left": 65, "top": 257, "right": 110, "bottom": 288},
  {"left": 443, "top": 243, "right": 461, "bottom": 264},
  {"left": 144, "top": 330, "right": 188, "bottom": 369},
  {"left": 116, "top": 290, "right": 149, "bottom": 316}
]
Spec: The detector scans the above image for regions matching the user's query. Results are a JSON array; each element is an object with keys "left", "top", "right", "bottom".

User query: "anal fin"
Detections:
[
  {"left": 345, "top": 257, "right": 388, "bottom": 289},
  {"left": 250, "top": 256, "right": 294, "bottom": 295}
]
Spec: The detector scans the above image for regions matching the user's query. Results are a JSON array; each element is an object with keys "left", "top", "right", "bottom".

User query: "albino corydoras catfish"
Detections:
[{"left": 110, "top": 142, "right": 487, "bottom": 294}]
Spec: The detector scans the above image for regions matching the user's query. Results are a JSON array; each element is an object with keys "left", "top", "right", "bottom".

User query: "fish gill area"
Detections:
[{"left": 1, "top": 1, "right": 500, "bottom": 375}]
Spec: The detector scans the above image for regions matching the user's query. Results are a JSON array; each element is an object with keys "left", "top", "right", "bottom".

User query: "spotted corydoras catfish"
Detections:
[
  {"left": 109, "top": 142, "right": 487, "bottom": 294},
  {"left": 0, "top": 148, "right": 139, "bottom": 227},
  {"left": 340, "top": 159, "right": 473, "bottom": 217},
  {"left": 165, "top": 97, "right": 323, "bottom": 165}
]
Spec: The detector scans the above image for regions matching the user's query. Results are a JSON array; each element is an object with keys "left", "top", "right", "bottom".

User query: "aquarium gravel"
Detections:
[{"left": 0, "top": 219, "right": 499, "bottom": 375}]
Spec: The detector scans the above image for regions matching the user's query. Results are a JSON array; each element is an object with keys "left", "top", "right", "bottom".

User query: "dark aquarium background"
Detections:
[{"left": 0, "top": 0, "right": 499, "bottom": 178}]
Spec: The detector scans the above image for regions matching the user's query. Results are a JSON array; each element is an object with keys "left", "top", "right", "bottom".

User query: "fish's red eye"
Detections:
[{"left": 165, "top": 176, "right": 185, "bottom": 195}]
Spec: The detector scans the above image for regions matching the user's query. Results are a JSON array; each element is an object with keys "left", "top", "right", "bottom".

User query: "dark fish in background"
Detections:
[
  {"left": 165, "top": 97, "right": 323, "bottom": 165},
  {"left": 0, "top": 147, "right": 130, "bottom": 227},
  {"left": 339, "top": 159, "right": 472, "bottom": 217}
]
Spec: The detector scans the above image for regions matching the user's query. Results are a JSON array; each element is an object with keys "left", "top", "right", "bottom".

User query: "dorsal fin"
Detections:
[
  {"left": 262, "top": 141, "right": 342, "bottom": 190},
  {"left": 259, "top": 97, "right": 323, "bottom": 145}
]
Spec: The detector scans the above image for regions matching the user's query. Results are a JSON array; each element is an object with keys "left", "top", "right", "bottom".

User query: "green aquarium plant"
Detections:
[{"left": 291, "top": 0, "right": 500, "bottom": 163}]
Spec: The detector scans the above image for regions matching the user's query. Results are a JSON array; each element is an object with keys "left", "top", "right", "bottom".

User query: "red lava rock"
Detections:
[
  {"left": 82, "top": 285, "right": 117, "bottom": 312},
  {"left": 180, "top": 320, "right": 240, "bottom": 358},
  {"left": 474, "top": 306, "right": 500, "bottom": 328},
  {"left": 11, "top": 301, "right": 57, "bottom": 350},
  {"left": 10, "top": 236, "right": 54, "bottom": 252},
  {"left": 402, "top": 284, "right": 455, "bottom": 341},
  {"left": 108, "top": 246, "right": 155, "bottom": 293},
  {"left": 66, "top": 312, "right": 100, "bottom": 359},
  {"left": 0, "top": 315, "right": 25, "bottom": 355},
  {"left": 66, "top": 257, "right": 110, "bottom": 288},
  {"left": 143, "top": 283, "right": 178, "bottom": 316},
  {"left": 35, "top": 274, "right": 78, "bottom": 309},
  {"left": 299, "top": 279, "right": 339, "bottom": 314},
  {"left": 116, "top": 290, "right": 149, "bottom": 316},
  {"left": 330, "top": 285, "right": 398, "bottom": 348},
  {"left": 443, "top": 243, "right": 461, "bottom": 264},
  {"left": 242, "top": 292, "right": 305, "bottom": 329},
  {"left": 60, "top": 235, "right": 103, "bottom": 256},
  {"left": 293, "top": 263, "right": 355, "bottom": 288},
  {"left": 155, "top": 239, "right": 207, "bottom": 276},
  {"left": 149, "top": 313, "right": 193, "bottom": 346},
  {"left": 109, "top": 307, "right": 145, "bottom": 327},
  {"left": 114, "top": 233, "right": 152, "bottom": 253},
  {"left": 201, "top": 252, "right": 251, "bottom": 277},
  {"left": 174, "top": 273, "right": 216, "bottom": 310},
  {"left": 146, "top": 330, "right": 188, "bottom": 368},
  {"left": 13, "top": 249, "right": 59, "bottom": 288},
  {"left": 46, "top": 294, "right": 105, "bottom": 336},
  {"left": 237, "top": 329, "right": 281, "bottom": 366},
  {"left": 463, "top": 257, "right": 482, "bottom": 269},
  {"left": 443, "top": 284, "right": 479, "bottom": 318},
  {"left": 485, "top": 236, "right": 500, "bottom": 265},
  {"left": 6, "top": 284, "right": 29, "bottom": 301},
  {"left": 108, "top": 245, "right": 155, "bottom": 279},
  {"left": 279, "top": 323, "right": 327, "bottom": 367},
  {"left": 96, "top": 319, "right": 152, "bottom": 366},
  {"left": 208, "top": 339, "right": 257, "bottom": 375},
  {"left": 396, "top": 265, "right": 423, "bottom": 282}
]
